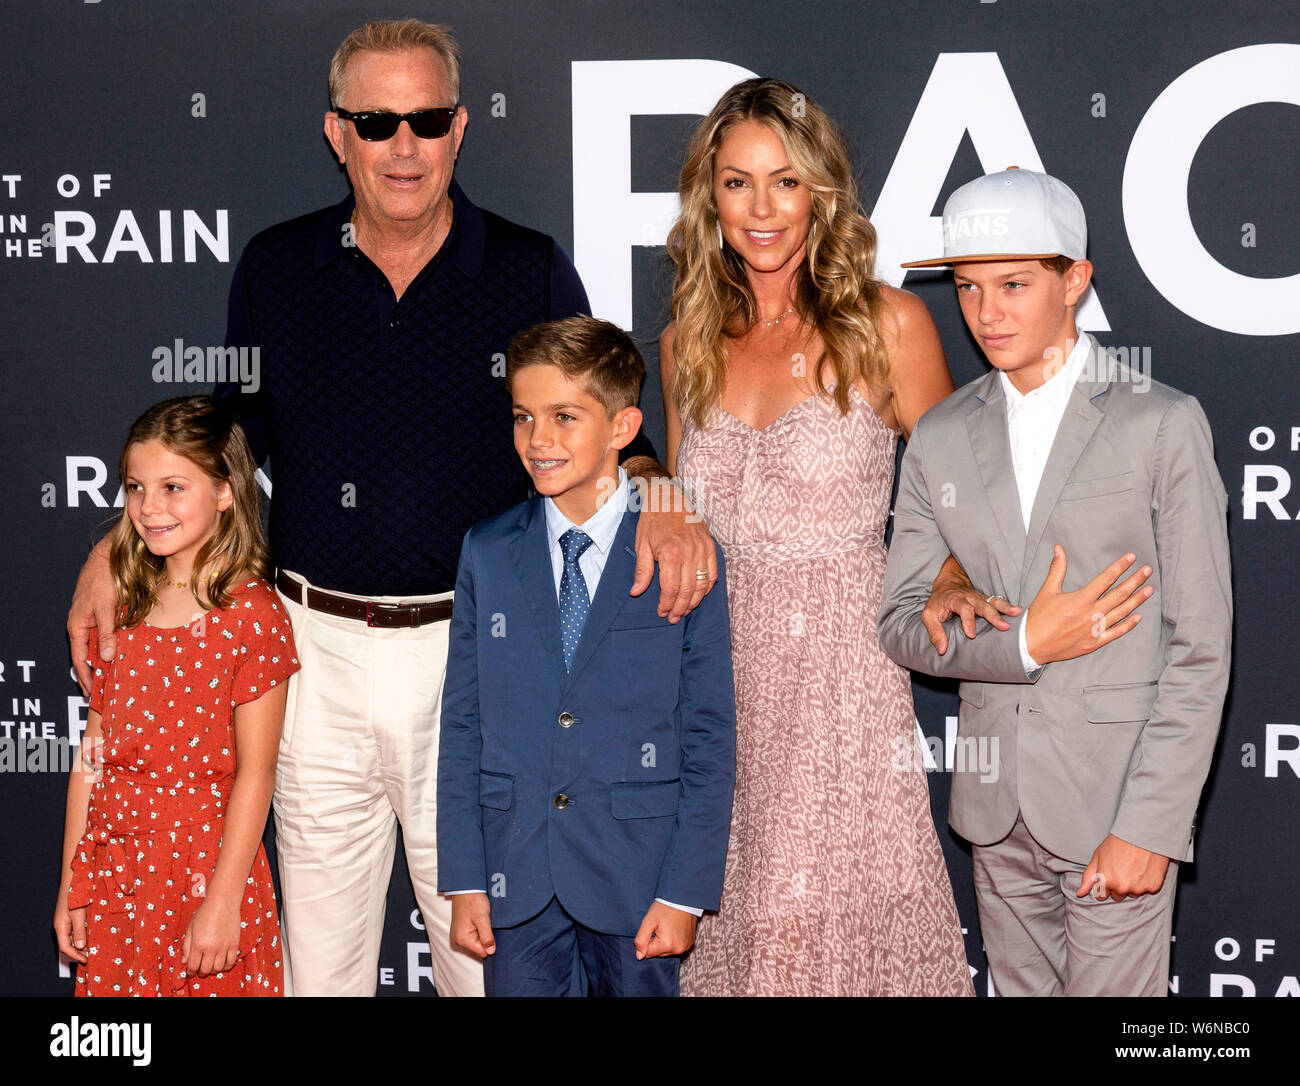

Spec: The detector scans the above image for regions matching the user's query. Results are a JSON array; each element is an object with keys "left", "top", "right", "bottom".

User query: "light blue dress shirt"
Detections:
[{"left": 543, "top": 468, "right": 631, "bottom": 605}]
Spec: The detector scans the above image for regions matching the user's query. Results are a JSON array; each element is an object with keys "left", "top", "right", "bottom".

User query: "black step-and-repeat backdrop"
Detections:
[{"left": 2, "top": 1, "right": 1296, "bottom": 997}]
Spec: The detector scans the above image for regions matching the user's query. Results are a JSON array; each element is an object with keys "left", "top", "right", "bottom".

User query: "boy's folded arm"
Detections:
[
  {"left": 1108, "top": 396, "right": 1232, "bottom": 859},
  {"left": 436, "top": 530, "right": 489, "bottom": 893},
  {"left": 878, "top": 427, "right": 1039, "bottom": 684},
  {"left": 654, "top": 551, "right": 737, "bottom": 910}
]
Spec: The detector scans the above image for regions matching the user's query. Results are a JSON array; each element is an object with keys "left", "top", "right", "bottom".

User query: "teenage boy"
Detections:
[
  {"left": 437, "top": 316, "right": 736, "bottom": 997},
  {"left": 878, "top": 168, "right": 1231, "bottom": 996}
]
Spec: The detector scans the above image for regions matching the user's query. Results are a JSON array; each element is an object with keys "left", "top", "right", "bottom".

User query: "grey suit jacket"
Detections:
[{"left": 878, "top": 335, "right": 1231, "bottom": 864}]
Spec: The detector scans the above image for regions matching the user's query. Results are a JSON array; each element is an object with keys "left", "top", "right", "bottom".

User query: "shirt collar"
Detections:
[
  {"left": 544, "top": 468, "right": 630, "bottom": 558},
  {"left": 312, "top": 179, "right": 485, "bottom": 280},
  {"left": 1000, "top": 333, "right": 1092, "bottom": 415}
]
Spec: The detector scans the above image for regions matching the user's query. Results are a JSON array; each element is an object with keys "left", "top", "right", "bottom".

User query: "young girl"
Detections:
[{"left": 53, "top": 396, "right": 299, "bottom": 996}]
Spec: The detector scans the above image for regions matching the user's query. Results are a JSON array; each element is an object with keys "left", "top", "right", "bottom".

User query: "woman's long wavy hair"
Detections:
[
  {"left": 665, "top": 78, "right": 891, "bottom": 428},
  {"left": 110, "top": 397, "right": 268, "bottom": 627}
]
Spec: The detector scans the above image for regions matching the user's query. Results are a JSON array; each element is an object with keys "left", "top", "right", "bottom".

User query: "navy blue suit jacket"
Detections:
[{"left": 437, "top": 495, "right": 736, "bottom": 935}]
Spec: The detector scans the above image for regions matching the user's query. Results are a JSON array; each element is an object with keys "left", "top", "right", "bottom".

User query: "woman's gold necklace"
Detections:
[{"left": 757, "top": 305, "right": 796, "bottom": 328}]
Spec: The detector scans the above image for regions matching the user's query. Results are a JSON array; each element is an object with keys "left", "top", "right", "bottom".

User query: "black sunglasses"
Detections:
[{"left": 334, "top": 106, "right": 458, "bottom": 141}]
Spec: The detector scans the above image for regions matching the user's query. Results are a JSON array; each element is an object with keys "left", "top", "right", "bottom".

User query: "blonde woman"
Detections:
[{"left": 661, "top": 79, "right": 973, "bottom": 995}]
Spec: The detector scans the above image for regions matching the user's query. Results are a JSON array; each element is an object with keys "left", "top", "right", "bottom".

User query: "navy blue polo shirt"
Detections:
[{"left": 216, "top": 181, "right": 655, "bottom": 596}]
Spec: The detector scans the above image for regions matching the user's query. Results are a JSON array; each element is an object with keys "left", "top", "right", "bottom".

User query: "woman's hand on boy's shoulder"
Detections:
[{"left": 630, "top": 482, "right": 718, "bottom": 624}]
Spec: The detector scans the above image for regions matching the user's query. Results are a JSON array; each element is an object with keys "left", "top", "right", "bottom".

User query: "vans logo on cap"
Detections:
[{"left": 942, "top": 206, "right": 1011, "bottom": 246}]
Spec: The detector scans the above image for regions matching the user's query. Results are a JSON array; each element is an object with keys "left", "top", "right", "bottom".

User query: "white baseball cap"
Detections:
[{"left": 901, "top": 166, "right": 1087, "bottom": 268}]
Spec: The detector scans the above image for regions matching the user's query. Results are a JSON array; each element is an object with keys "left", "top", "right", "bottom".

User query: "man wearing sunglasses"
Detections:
[{"left": 68, "top": 18, "right": 716, "bottom": 1000}]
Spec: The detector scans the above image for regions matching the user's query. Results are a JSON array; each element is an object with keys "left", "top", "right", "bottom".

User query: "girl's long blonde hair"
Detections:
[
  {"left": 110, "top": 396, "right": 268, "bottom": 627},
  {"left": 665, "top": 78, "right": 891, "bottom": 428}
]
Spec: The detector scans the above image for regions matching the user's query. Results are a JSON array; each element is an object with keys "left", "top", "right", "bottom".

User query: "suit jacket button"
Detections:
[
  {"left": 553, "top": 793, "right": 570, "bottom": 809},
  {"left": 558, "top": 712, "right": 575, "bottom": 728}
]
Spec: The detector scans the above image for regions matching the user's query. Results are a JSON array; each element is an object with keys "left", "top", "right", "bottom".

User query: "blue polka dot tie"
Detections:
[{"left": 559, "top": 528, "right": 594, "bottom": 671}]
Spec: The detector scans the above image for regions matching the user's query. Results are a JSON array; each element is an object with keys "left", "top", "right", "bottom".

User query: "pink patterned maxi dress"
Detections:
[{"left": 677, "top": 386, "right": 974, "bottom": 996}]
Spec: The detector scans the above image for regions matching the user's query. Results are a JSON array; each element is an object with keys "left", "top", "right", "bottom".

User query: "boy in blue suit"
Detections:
[{"left": 437, "top": 316, "right": 736, "bottom": 997}]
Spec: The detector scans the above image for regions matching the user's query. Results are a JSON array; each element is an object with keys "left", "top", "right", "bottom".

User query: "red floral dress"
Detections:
[{"left": 68, "top": 579, "right": 299, "bottom": 996}]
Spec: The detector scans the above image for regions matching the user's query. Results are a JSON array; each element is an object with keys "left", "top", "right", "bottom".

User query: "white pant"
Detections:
[{"left": 272, "top": 571, "right": 484, "bottom": 997}]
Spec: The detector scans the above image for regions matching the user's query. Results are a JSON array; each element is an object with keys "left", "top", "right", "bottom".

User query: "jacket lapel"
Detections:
[
  {"left": 508, "top": 497, "right": 568, "bottom": 680},
  {"left": 965, "top": 371, "right": 1027, "bottom": 576},
  {"left": 562, "top": 509, "right": 638, "bottom": 693},
  {"left": 1021, "top": 335, "right": 1112, "bottom": 579}
]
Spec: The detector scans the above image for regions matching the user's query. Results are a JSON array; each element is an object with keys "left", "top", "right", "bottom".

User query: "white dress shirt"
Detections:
[{"left": 1001, "top": 335, "right": 1092, "bottom": 673}]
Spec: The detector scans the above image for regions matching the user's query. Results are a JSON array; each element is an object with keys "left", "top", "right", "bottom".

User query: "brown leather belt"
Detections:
[{"left": 276, "top": 570, "right": 453, "bottom": 628}]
